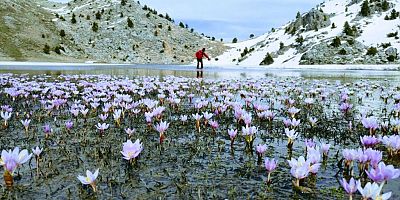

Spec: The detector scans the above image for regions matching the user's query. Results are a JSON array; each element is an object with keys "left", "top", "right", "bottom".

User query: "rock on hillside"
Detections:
[
  {"left": 211, "top": 0, "right": 400, "bottom": 66},
  {"left": 0, "top": 0, "right": 226, "bottom": 64}
]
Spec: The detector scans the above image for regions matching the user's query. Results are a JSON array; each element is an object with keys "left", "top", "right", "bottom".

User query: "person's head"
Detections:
[{"left": 202, "top": 48, "right": 206, "bottom": 52}]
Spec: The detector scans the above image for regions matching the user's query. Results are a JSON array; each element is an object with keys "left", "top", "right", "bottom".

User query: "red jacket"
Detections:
[{"left": 195, "top": 50, "right": 209, "bottom": 59}]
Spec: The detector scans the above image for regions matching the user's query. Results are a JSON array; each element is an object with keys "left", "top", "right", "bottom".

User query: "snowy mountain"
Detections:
[{"left": 211, "top": 0, "right": 400, "bottom": 67}]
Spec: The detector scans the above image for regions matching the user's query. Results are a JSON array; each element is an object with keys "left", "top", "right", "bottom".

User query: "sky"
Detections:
[{"left": 49, "top": 0, "right": 322, "bottom": 41}]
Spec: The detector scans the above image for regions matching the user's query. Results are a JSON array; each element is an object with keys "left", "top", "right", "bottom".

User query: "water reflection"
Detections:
[{"left": 0, "top": 64, "right": 400, "bottom": 81}]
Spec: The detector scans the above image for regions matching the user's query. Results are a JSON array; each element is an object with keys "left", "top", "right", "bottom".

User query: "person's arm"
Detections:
[{"left": 203, "top": 52, "right": 210, "bottom": 60}]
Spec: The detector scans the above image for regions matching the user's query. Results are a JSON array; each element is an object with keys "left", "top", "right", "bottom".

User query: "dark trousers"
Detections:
[{"left": 197, "top": 58, "right": 203, "bottom": 69}]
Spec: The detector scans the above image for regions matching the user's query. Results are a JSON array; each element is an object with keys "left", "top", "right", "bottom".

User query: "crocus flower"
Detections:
[
  {"left": 95, "top": 123, "right": 110, "bottom": 135},
  {"left": 65, "top": 121, "right": 73, "bottom": 131},
  {"left": 228, "top": 129, "right": 237, "bottom": 147},
  {"left": 121, "top": 139, "right": 143, "bottom": 161},
  {"left": 43, "top": 124, "right": 53, "bottom": 138},
  {"left": 361, "top": 117, "right": 379, "bottom": 135},
  {"left": 32, "top": 146, "right": 43, "bottom": 157},
  {"left": 180, "top": 115, "right": 188, "bottom": 124},
  {"left": 264, "top": 157, "right": 277, "bottom": 183},
  {"left": 321, "top": 143, "right": 331, "bottom": 158},
  {"left": 285, "top": 128, "right": 298, "bottom": 148},
  {"left": 125, "top": 128, "right": 135, "bottom": 137},
  {"left": 309, "top": 117, "right": 317, "bottom": 127},
  {"left": 360, "top": 135, "right": 380, "bottom": 148},
  {"left": 1, "top": 111, "right": 12, "bottom": 127},
  {"left": 77, "top": 169, "right": 99, "bottom": 192},
  {"left": 155, "top": 121, "right": 169, "bottom": 144},
  {"left": 20, "top": 119, "right": 31, "bottom": 132},
  {"left": 1, "top": 146, "right": 32, "bottom": 187},
  {"left": 366, "top": 162, "right": 400, "bottom": 183},
  {"left": 357, "top": 182, "right": 391, "bottom": 200},
  {"left": 288, "top": 107, "right": 300, "bottom": 118},
  {"left": 340, "top": 178, "right": 359, "bottom": 199}
]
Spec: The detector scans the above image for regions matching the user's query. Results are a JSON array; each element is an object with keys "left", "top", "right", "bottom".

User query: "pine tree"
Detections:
[
  {"left": 343, "top": 21, "right": 353, "bottom": 36},
  {"left": 296, "top": 11, "right": 301, "bottom": 19},
  {"left": 95, "top": 11, "right": 101, "bottom": 20},
  {"left": 92, "top": 22, "right": 99, "bottom": 32},
  {"left": 232, "top": 38, "right": 238, "bottom": 43},
  {"left": 260, "top": 53, "right": 274, "bottom": 65},
  {"left": 43, "top": 44, "right": 50, "bottom": 54},
  {"left": 179, "top": 22, "right": 185, "bottom": 28},
  {"left": 60, "top": 29, "right": 66, "bottom": 37},
  {"left": 382, "top": 0, "right": 389, "bottom": 11},
  {"left": 330, "top": 37, "right": 341, "bottom": 48},
  {"left": 121, "top": 0, "right": 127, "bottom": 6},
  {"left": 360, "top": 0, "right": 370, "bottom": 16},
  {"left": 71, "top": 13, "right": 77, "bottom": 24},
  {"left": 331, "top": 23, "right": 336, "bottom": 29},
  {"left": 127, "top": 17, "right": 134, "bottom": 28},
  {"left": 295, "top": 35, "right": 304, "bottom": 46}
]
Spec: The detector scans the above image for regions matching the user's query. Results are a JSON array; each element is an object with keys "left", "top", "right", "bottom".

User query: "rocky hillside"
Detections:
[
  {"left": 0, "top": 0, "right": 225, "bottom": 64},
  {"left": 212, "top": 0, "right": 400, "bottom": 66}
]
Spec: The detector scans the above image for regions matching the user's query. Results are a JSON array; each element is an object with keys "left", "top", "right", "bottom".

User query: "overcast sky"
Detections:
[{"left": 50, "top": 0, "right": 322, "bottom": 41}]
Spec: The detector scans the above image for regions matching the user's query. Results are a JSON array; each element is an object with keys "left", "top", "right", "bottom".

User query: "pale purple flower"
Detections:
[
  {"left": 1, "top": 147, "right": 32, "bottom": 173},
  {"left": 340, "top": 178, "right": 358, "bottom": 195},
  {"left": 95, "top": 123, "right": 110, "bottom": 132},
  {"left": 65, "top": 121, "right": 73, "bottom": 130},
  {"left": 290, "top": 118, "right": 301, "bottom": 128},
  {"left": 32, "top": 146, "right": 43, "bottom": 157},
  {"left": 209, "top": 120, "right": 219, "bottom": 129},
  {"left": 283, "top": 118, "right": 291, "bottom": 127},
  {"left": 288, "top": 107, "right": 300, "bottom": 118},
  {"left": 125, "top": 128, "right": 135, "bottom": 137},
  {"left": 20, "top": 119, "right": 31, "bottom": 131},
  {"left": 43, "top": 124, "right": 52, "bottom": 134},
  {"left": 77, "top": 168, "right": 99, "bottom": 192},
  {"left": 121, "top": 139, "right": 143, "bottom": 160},
  {"left": 360, "top": 135, "right": 380, "bottom": 148},
  {"left": 357, "top": 182, "right": 391, "bottom": 200},
  {"left": 180, "top": 115, "right": 188, "bottom": 122},
  {"left": 361, "top": 116, "right": 379, "bottom": 132},
  {"left": 264, "top": 157, "right": 277, "bottom": 172},
  {"left": 256, "top": 144, "right": 267, "bottom": 155},
  {"left": 339, "top": 102, "right": 352, "bottom": 113},
  {"left": 305, "top": 139, "right": 316, "bottom": 149},
  {"left": 309, "top": 117, "right": 317, "bottom": 127},
  {"left": 366, "top": 162, "right": 400, "bottom": 183},
  {"left": 155, "top": 121, "right": 169, "bottom": 134},
  {"left": 228, "top": 129, "right": 237, "bottom": 140},
  {"left": 1, "top": 111, "right": 12, "bottom": 121},
  {"left": 321, "top": 143, "right": 331, "bottom": 157},
  {"left": 285, "top": 128, "right": 298, "bottom": 143},
  {"left": 99, "top": 114, "right": 108, "bottom": 121}
]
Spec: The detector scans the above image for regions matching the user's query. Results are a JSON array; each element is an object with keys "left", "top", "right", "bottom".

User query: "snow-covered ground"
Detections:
[{"left": 206, "top": 0, "right": 400, "bottom": 67}]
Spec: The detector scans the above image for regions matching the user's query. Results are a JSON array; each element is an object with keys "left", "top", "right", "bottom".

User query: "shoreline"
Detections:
[{"left": 0, "top": 61, "right": 399, "bottom": 71}]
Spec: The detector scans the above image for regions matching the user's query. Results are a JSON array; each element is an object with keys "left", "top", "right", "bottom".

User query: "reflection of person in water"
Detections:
[{"left": 196, "top": 70, "right": 203, "bottom": 78}]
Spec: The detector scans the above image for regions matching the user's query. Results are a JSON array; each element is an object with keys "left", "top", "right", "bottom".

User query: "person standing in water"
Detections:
[{"left": 195, "top": 48, "right": 210, "bottom": 69}]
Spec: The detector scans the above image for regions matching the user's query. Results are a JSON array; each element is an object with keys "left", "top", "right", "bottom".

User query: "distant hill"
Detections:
[
  {"left": 0, "top": 0, "right": 226, "bottom": 64},
  {"left": 212, "top": 0, "right": 400, "bottom": 66}
]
